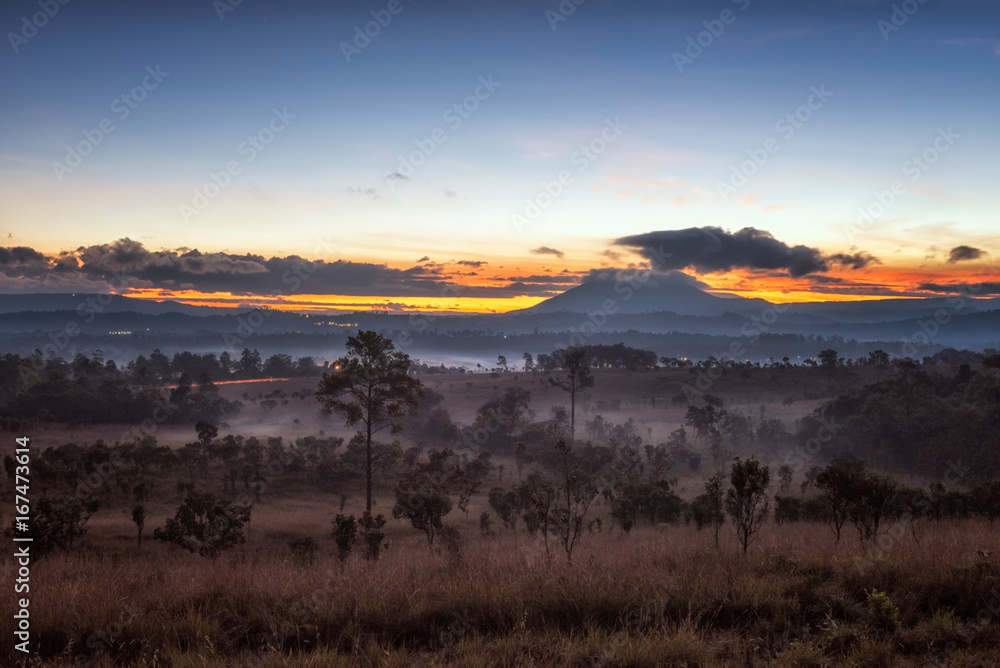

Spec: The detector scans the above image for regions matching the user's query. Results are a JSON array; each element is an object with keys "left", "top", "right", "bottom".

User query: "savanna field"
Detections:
[{"left": 4, "top": 358, "right": 1000, "bottom": 667}]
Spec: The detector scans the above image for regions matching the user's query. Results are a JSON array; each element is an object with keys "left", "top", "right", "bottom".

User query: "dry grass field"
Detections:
[
  {"left": 6, "top": 365, "right": 997, "bottom": 666},
  {"left": 6, "top": 515, "right": 1000, "bottom": 666}
]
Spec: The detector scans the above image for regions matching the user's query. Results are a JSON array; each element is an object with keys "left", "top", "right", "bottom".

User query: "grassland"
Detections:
[{"left": 5, "top": 365, "right": 998, "bottom": 666}]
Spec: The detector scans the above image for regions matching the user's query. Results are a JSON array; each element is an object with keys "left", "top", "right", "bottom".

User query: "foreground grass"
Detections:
[{"left": 5, "top": 519, "right": 1000, "bottom": 667}]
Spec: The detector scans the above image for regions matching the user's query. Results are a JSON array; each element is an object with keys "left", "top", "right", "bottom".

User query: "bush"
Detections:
[
  {"left": 866, "top": 588, "right": 899, "bottom": 634},
  {"left": 360, "top": 511, "right": 388, "bottom": 561},
  {"left": 289, "top": 536, "right": 318, "bottom": 565},
  {"left": 479, "top": 511, "right": 494, "bottom": 536},
  {"left": 331, "top": 513, "right": 358, "bottom": 562},
  {"left": 153, "top": 492, "right": 251, "bottom": 560}
]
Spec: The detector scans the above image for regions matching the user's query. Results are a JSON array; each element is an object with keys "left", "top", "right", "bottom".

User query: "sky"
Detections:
[{"left": 0, "top": 0, "right": 998, "bottom": 312}]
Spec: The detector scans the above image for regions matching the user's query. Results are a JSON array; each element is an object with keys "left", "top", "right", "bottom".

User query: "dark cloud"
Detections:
[
  {"left": 947, "top": 245, "right": 986, "bottom": 264},
  {"left": 530, "top": 246, "right": 565, "bottom": 259},
  {"left": 507, "top": 275, "right": 581, "bottom": 284},
  {"left": 828, "top": 252, "right": 880, "bottom": 269},
  {"left": 581, "top": 268, "right": 710, "bottom": 290},
  {"left": 415, "top": 256, "right": 431, "bottom": 263},
  {"left": 918, "top": 282, "right": 1000, "bottom": 295},
  {"left": 0, "top": 246, "right": 51, "bottom": 279},
  {"left": 808, "top": 286, "right": 927, "bottom": 297},
  {"left": 614, "top": 226, "right": 872, "bottom": 278},
  {"left": 0, "top": 238, "right": 552, "bottom": 299},
  {"left": 455, "top": 260, "right": 487, "bottom": 268}
]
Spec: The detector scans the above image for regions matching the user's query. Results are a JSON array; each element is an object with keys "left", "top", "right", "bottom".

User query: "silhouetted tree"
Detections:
[
  {"left": 316, "top": 331, "right": 424, "bottom": 512},
  {"left": 548, "top": 347, "right": 594, "bottom": 443}
]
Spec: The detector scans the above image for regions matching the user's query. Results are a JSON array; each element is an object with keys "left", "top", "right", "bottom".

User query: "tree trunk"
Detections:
[
  {"left": 366, "top": 419, "right": 373, "bottom": 513},
  {"left": 570, "top": 381, "right": 576, "bottom": 444}
]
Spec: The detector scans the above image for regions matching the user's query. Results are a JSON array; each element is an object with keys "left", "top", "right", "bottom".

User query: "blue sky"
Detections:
[{"left": 0, "top": 0, "right": 997, "bottom": 308}]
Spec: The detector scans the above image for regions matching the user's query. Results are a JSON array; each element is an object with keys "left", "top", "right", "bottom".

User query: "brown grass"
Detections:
[{"left": 6, "top": 516, "right": 1000, "bottom": 667}]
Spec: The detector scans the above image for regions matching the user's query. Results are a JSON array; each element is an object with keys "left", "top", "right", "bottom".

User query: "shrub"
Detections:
[
  {"left": 360, "top": 511, "right": 388, "bottom": 561},
  {"left": 479, "top": 511, "right": 494, "bottom": 536},
  {"left": 289, "top": 536, "right": 319, "bottom": 565},
  {"left": 866, "top": 588, "right": 899, "bottom": 635},
  {"left": 153, "top": 492, "right": 251, "bottom": 560},
  {"left": 331, "top": 513, "right": 358, "bottom": 562}
]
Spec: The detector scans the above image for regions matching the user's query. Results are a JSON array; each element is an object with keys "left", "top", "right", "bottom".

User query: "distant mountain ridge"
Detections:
[
  {"left": 0, "top": 294, "right": 229, "bottom": 316},
  {"left": 509, "top": 277, "right": 1000, "bottom": 323}
]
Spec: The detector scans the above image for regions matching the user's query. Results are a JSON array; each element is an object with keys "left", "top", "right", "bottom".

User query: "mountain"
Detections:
[
  {"left": 0, "top": 293, "right": 229, "bottom": 316},
  {"left": 511, "top": 276, "right": 773, "bottom": 317},
  {"left": 514, "top": 279, "right": 1000, "bottom": 323}
]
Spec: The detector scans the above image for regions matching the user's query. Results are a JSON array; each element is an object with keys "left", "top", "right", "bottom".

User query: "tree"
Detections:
[
  {"left": 195, "top": 420, "right": 218, "bottom": 446},
  {"left": 331, "top": 513, "right": 358, "bottom": 562},
  {"left": 691, "top": 473, "right": 726, "bottom": 547},
  {"left": 153, "top": 492, "right": 251, "bottom": 560},
  {"left": 238, "top": 348, "right": 263, "bottom": 378},
  {"left": 849, "top": 472, "right": 901, "bottom": 548},
  {"left": 815, "top": 457, "right": 866, "bottom": 544},
  {"left": 471, "top": 387, "right": 533, "bottom": 454},
  {"left": 7, "top": 495, "right": 100, "bottom": 558},
  {"left": 819, "top": 349, "right": 839, "bottom": 379},
  {"left": 392, "top": 449, "right": 470, "bottom": 548},
  {"left": 548, "top": 347, "right": 594, "bottom": 443},
  {"left": 869, "top": 349, "right": 890, "bottom": 380},
  {"left": 725, "top": 457, "right": 770, "bottom": 554},
  {"left": 316, "top": 331, "right": 424, "bottom": 513},
  {"left": 496, "top": 355, "right": 508, "bottom": 372},
  {"left": 552, "top": 440, "right": 597, "bottom": 563},
  {"left": 522, "top": 352, "right": 534, "bottom": 373},
  {"left": 778, "top": 464, "right": 793, "bottom": 492},
  {"left": 359, "top": 511, "right": 388, "bottom": 561},
  {"left": 132, "top": 504, "right": 146, "bottom": 548}
]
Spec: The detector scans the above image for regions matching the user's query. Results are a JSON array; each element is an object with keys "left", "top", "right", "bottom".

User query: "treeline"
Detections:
[
  {"left": 800, "top": 356, "right": 1000, "bottom": 477},
  {"left": 0, "top": 350, "right": 250, "bottom": 427},
  {"left": 528, "top": 343, "right": 659, "bottom": 372}
]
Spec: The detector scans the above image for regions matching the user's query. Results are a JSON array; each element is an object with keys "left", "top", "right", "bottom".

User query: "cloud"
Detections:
[
  {"left": 346, "top": 186, "right": 380, "bottom": 199},
  {"left": 581, "top": 267, "right": 710, "bottom": 290},
  {"left": 827, "top": 252, "right": 880, "bottom": 269},
  {"left": 615, "top": 226, "right": 869, "bottom": 278},
  {"left": 530, "top": 246, "right": 565, "bottom": 259},
  {"left": 455, "top": 260, "right": 487, "bottom": 268},
  {"left": 918, "top": 282, "right": 1000, "bottom": 295},
  {"left": 0, "top": 238, "right": 561, "bottom": 299},
  {"left": 415, "top": 256, "right": 431, "bottom": 263},
  {"left": 947, "top": 245, "right": 986, "bottom": 263}
]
